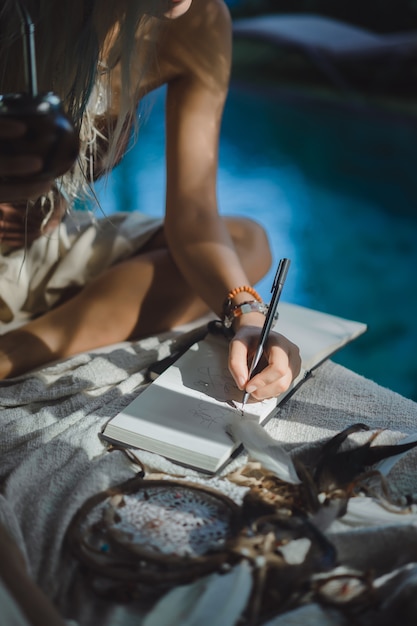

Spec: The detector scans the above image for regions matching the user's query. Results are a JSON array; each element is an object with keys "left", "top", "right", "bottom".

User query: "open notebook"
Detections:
[{"left": 102, "top": 303, "right": 367, "bottom": 473}]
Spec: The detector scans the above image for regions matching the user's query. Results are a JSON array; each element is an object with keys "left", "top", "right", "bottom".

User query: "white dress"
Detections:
[{"left": 0, "top": 211, "right": 162, "bottom": 331}]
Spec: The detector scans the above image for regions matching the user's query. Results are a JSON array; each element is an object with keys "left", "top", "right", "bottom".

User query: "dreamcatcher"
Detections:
[
  {"left": 66, "top": 474, "right": 241, "bottom": 591},
  {"left": 66, "top": 424, "right": 417, "bottom": 620}
]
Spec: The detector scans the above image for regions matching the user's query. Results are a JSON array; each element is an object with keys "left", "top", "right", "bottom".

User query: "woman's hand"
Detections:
[
  {"left": 0, "top": 194, "right": 66, "bottom": 249},
  {"left": 0, "top": 119, "right": 53, "bottom": 203},
  {"left": 229, "top": 322, "right": 301, "bottom": 402},
  {"left": 0, "top": 120, "right": 68, "bottom": 248}
]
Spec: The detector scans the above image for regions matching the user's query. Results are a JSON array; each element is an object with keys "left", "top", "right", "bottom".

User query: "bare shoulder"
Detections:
[
  {"left": 171, "top": 0, "right": 232, "bottom": 35},
  {"left": 151, "top": 0, "right": 232, "bottom": 91}
]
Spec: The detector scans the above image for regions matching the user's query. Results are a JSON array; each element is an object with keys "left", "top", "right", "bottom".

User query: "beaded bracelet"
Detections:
[
  {"left": 222, "top": 286, "right": 265, "bottom": 330},
  {"left": 226, "top": 285, "right": 263, "bottom": 303},
  {"left": 222, "top": 300, "right": 269, "bottom": 329}
]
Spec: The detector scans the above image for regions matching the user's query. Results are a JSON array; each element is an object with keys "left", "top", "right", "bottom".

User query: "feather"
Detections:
[
  {"left": 375, "top": 433, "right": 417, "bottom": 476},
  {"left": 278, "top": 538, "right": 312, "bottom": 565},
  {"left": 143, "top": 562, "right": 253, "bottom": 626},
  {"left": 228, "top": 417, "right": 301, "bottom": 485},
  {"left": 310, "top": 497, "right": 348, "bottom": 532},
  {"left": 328, "top": 496, "right": 417, "bottom": 531},
  {"left": 314, "top": 425, "right": 417, "bottom": 491}
]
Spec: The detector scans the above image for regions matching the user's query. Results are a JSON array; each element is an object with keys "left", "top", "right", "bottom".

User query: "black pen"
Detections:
[{"left": 241, "top": 257, "right": 291, "bottom": 414}]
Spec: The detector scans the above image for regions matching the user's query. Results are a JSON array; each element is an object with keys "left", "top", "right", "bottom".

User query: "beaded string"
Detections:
[
  {"left": 222, "top": 286, "right": 265, "bottom": 330},
  {"left": 226, "top": 285, "right": 262, "bottom": 303}
]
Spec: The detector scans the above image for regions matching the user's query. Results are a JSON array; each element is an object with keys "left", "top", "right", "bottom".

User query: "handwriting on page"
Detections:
[
  {"left": 191, "top": 365, "right": 240, "bottom": 429},
  {"left": 194, "top": 365, "right": 237, "bottom": 400}
]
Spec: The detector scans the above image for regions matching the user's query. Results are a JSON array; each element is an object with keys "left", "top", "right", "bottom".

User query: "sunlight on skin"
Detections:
[{"left": 164, "top": 0, "right": 194, "bottom": 20}]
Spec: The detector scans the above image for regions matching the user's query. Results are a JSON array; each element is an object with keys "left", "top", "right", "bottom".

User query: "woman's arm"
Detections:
[
  {"left": 162, "top": 0, "right": 242, "bottom": 314},
  {"left": 158, "top": 0, "right": 301, "bottom": 397}
]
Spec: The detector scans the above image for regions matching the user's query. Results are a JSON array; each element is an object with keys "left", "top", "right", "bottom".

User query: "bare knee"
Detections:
[{"left": 225, "top": 216, "right": 272, "bottom": 283}]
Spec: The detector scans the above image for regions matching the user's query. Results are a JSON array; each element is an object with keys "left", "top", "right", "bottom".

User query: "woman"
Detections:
[{"left": 0, "top": 0, "right": 300, "bottom": 398}]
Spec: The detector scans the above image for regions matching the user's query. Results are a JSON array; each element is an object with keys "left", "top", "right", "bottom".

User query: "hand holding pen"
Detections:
[{"left": 240, "top": 258, "right": 292, "bottom": 414}]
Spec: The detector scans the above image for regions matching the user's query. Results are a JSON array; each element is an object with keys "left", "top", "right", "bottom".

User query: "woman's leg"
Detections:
[{"left": 0, "top": 217, "right": 272, "bottom": 378}]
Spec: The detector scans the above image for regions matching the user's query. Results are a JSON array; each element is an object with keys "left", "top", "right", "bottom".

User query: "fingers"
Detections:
[
  {"left": 0, "top": 118, "right": 26, "bottom": 138},
  {"left": 0, "top": 178, "right": 53, "bottom": 203},
  {"left": 0, "top": 206, "right": 34, "bottom": 248},
  {"left": 0, "top": 154, "right": 44, "bottom": 177},
  {"left": 244, "top": 357, "right": 295, "bottom": 401},
  {"left": 229, "top": 328, "right": 301, "bottom": 401},
  {"left": 0, "top": 154, "right": 50, "bottom": 203},
  {"left": 0, "top": 202, "right": 45, "bottom": 248},
  {"left": 0, "top": 119, "right": 43, "bottom": 179},
  {"left": 0, "top": 120, "right": 51, "bottom": 201}
]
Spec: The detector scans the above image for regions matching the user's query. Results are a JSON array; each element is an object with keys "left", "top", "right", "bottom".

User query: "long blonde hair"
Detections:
[{"left": 0, "top": 0, "right": 159, "bottom": 203}]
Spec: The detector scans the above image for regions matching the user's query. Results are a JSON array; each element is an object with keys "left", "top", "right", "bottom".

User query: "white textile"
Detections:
[
  {"left": 0, "top": 325, "right": 417, "bottom": 625},
  {"left": 0, "top": 211, "right": 161, "bottom": 328}
]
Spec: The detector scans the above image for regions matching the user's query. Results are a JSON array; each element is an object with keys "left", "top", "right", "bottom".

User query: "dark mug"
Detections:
[{"left": 0, "top": 92, "right": 79, "bottom": 182}]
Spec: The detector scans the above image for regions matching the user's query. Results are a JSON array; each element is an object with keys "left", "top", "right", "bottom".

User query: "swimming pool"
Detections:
[{"left": 94, "top": 85, "right": 417, "bottom": 401}]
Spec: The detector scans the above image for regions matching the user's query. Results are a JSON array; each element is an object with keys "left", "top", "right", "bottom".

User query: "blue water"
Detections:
[{"left": 94, "top": 85, "right": 417, "bottom": 401}]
